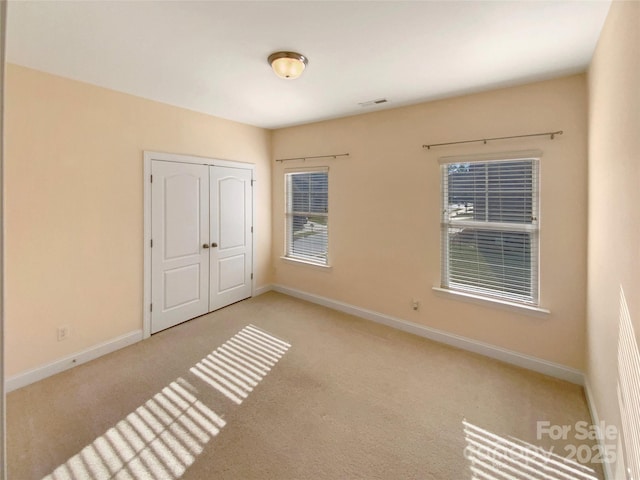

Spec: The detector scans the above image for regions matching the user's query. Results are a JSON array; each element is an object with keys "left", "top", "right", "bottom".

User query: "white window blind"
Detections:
[
  {"left": 441, "top": 157, "right": 539, "bottom": 305},
  {"left": 285, "top": 168, "right": 329, "bottom": 265}
]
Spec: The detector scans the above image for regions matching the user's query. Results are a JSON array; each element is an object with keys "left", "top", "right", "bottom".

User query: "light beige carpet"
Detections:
[{"left": 8, "top": 292, "right": 604, "bottom": 479}]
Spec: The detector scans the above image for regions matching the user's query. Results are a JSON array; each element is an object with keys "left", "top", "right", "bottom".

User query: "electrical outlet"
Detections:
[
  {"left": 411, "top": 299, "right": 420, "bottom": 311},
  {"left": 57, "top": 325, "right": 70, "bottom": 341}
]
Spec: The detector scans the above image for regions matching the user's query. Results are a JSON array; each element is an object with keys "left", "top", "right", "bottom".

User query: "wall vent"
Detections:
[{"left": 358, "top": 98, "right": 388, "bottom": 107}]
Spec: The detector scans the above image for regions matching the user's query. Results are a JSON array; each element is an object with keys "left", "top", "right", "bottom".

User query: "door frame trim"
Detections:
[{"left": 143, "top": 151, "right": 256, "bottom": 339}]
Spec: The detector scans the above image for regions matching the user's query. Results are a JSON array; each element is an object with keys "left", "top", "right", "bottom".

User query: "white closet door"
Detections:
[
  {"left": 151, "top": 161, "right": 209, "bottom": 333},
  {"left": 209, "top": 166, "right": 253, "bottom": 311}
]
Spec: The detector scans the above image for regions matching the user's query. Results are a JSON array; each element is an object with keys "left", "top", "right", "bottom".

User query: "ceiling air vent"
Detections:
[{"left": 358, "top": 98, "right": 388, "bottom": 107}]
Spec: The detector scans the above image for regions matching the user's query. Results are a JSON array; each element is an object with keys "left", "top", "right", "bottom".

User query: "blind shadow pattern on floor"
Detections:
[
  {"left": 463, "top": 419, "right": 599, "bottom": 479},
  {"left": 43, "top": 325, "right": 291, "bottom": 480}
]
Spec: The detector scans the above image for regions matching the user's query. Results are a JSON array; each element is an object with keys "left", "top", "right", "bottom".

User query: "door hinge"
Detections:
[
  {"left": 251, "top": 226, "right": 253, "bottom": 233},
  {"left": 150, "top": 239, "right": 153, "bottom": 248},
  {"left": 150, "top": 303, "right": 153, "bottom": 312},
  {"left": 150, "top": 174, "right": 153, "bottom": 183},
  {"left": 251, "top": 179, "right": 256, "bottom": 186},
  {"left": 251, "top": 273, "right": 254, "bottom": 280}
]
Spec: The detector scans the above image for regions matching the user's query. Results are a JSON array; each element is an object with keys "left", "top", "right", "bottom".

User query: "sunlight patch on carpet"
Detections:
[
  {"left": 43, "top": 325, "right": 290, "bottom": 480},
  {"left": 463, "top": 419, "right": 599, "bottom": 480},
  {"left": 189, "top": 325, "right": 290, "bottom": 404}
]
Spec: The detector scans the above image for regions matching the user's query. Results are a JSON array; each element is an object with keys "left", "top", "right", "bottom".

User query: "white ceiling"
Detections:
[{"left": 7, "top": 1, "right": 611, "bottom": 129}]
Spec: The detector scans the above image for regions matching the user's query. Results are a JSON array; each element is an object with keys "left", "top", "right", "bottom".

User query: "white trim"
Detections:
[
  {"left": 432, "top": 287, "right": 550, "bottom": 316},
  {"left": 143, "top": 154, "right": 152, "bottom": 339},
  {"left": 438, "top": 149, "right": 543, "bottom": 165},
  {"left": 144, "top": 150, "right": 255, "bottom": 169},
  {"left": 279, "top": 256, "right": 332, "bottom": 270},
  {"left": 251, "top": 171, "right": 257, "bottom": 297},
  {"left": 143, "top": 151, "right": 256, "bottom": 340},
  {"left": 253, "top": 284, "right": 273, "bottom": 296},
  {"left": 583, "top": 378, "right": 614, "bottom": 480},
  {"left": 272, "top": 285, "right": 582, "bottom": 384},
  {"left": 283, "top": 165, "right": 329, "bottom": 173},
  {"left": 5, "top": 330, "right": 143, "bottom": 392}
]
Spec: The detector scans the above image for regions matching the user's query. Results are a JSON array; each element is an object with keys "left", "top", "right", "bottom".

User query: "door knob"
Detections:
[
  {"left": 211, "top": 242, "right": 218, "bottom": 248},
  {"left": 202, "top": 244, "right": 209, "bottom": 249}
]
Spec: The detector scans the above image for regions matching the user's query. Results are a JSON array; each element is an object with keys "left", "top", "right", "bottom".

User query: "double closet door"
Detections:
[{"left": 150, "top": 160, "right": 253, "bottom": 334}]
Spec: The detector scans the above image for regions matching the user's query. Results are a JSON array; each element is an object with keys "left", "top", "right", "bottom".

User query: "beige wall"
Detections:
[
  {"left": 587, "top": 1, "right": 640, "bottom": 477},
  {"left": 3, "top": 49, "right": 601, "bottom": 382},
  {"left": 5, "top": 64, "right": 272, "bottom": 376},
  {"left": 272, "top": 75, "right": 588, "bottom": 369}
]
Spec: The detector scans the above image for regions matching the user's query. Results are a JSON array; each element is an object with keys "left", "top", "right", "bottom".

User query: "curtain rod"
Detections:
[
  {"left": 423, "top": 130, "right": 563, "bottom": 150},
  {"left": 275, "top": 153, "right": 350, "bottom": 163}
]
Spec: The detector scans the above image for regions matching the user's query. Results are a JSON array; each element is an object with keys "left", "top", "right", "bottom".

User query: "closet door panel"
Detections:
[
  {"left": 151, "top": 161, "right": 209, "bottom": 333},
  {"left": 209, "top": 166, "right": 253, "bottom": 311}
]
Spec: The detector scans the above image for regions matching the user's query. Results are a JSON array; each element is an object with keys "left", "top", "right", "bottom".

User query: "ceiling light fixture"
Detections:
[{"left": 268, "top": 51, "right": 308, "bottom": 80}]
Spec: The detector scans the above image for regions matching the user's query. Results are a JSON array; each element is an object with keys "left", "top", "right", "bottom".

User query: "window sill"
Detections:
[
  {"left": 432, "top": 287, "right": 550, "bottom": 317},
  {"left": 280, "top": 256, "right": 332, "bottom": 270}
]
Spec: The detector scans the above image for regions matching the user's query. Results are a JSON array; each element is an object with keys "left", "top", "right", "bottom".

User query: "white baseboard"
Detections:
[
  {"left": 9, "top": 286, "right": 580, "bottom": 391},
  {"left": 272, "top": 284, "right": 584, "bottom": 385},
  {"left": 6, "top": 330, "right": 143, "bottom": 393},
  {"left": 253, "top": 284, "right": 273, "bottom": 297}
]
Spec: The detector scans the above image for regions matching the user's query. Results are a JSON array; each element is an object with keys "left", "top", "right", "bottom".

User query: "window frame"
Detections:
[
  {"left": 283, "top": 167, "right": 330, "bottom": 267},
  {"left": 439, "top": 151, "right": 541, "bottom": 306}
]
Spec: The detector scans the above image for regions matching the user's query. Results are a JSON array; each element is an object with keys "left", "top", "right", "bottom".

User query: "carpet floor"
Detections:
[{"left": 7, "top": 292, "right": 604, "bottom": 479}]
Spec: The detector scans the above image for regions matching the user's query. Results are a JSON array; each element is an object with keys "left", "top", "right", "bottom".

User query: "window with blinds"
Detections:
[
  {"left": 441, "top": 157, "right": 539, "bottom": 305},
  {"left": 285, "top": 169, "right": 329, "bottom": 265}
]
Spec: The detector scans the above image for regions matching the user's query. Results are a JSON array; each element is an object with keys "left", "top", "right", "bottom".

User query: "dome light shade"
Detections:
[{"left": 268, "top": 51, "right": 308, "bottom": 79}]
